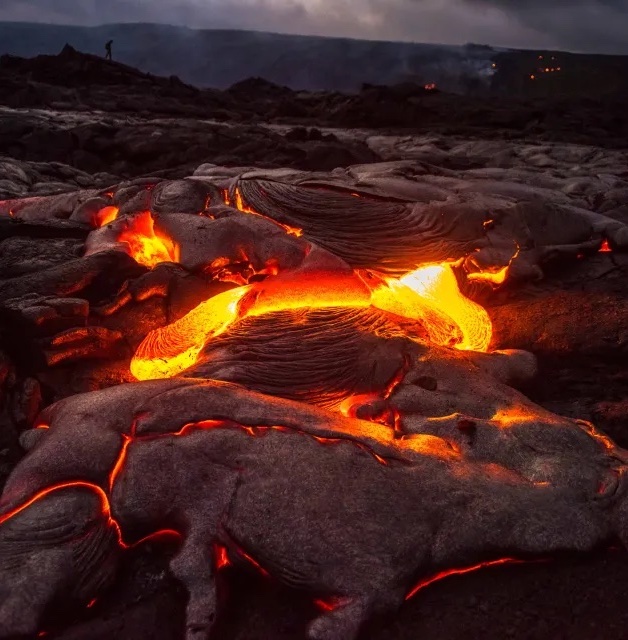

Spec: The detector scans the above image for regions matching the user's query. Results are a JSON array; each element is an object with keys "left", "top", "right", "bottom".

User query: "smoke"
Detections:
[
  {"left": 465, "top": 0, "right": 628, "bottom": 52},
  {"left": 1, "top": 0, "right": 627, "bottom": 53}
]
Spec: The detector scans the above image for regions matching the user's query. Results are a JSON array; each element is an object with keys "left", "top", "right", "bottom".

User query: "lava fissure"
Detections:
[
  {"left": 139, "top": 418, "right": 394, "bottom": 466},
  {"left": 404, "top": 557, "right": 523, "bottom": 601}
]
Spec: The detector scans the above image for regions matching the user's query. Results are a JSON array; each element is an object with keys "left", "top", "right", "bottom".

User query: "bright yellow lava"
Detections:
[
  {"left": 131, "top": 263, "right": 493, "bottom": 381},
  {"left": 390, "top": 264, "right": 491, "bottom": 351},
  {"left": 130, "top": 286, "right": 248, "bottom": 380}
]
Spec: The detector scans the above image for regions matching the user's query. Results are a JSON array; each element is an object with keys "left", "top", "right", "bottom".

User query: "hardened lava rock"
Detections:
[
  {"left": 1, "top": 155, "right": 628, "bottom": 640},
  {"left": 227, "top": 165, "right": 628, "bottom": 277},
  {"left": 1, "top": 378, "right": 627, "bottom": 640}
]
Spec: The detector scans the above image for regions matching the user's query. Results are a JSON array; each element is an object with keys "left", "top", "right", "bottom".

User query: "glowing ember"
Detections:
[
  {"left": 214, "top": 544, "right": 231, "bottom": 570},
  {"left": 599, "top": 239, "right": 612, "bottom": 252},
  {"left": 94, "top": 205, "right": 119, "bottom": 228},
  {"left": 117, "top": 211, "right": 179, "bottom": 268}
]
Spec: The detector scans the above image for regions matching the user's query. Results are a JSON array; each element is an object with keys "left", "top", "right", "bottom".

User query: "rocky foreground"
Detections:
[{"left": 1, "top": 49, "right": 628, "bottom": 640}]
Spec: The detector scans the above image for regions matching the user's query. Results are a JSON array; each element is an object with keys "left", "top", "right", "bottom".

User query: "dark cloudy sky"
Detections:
[{"left": 1, "top": 0, "right": 627, "bottom": 53}]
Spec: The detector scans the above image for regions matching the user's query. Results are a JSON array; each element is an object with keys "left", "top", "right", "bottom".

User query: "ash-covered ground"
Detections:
[{"left": 1, "top": 47, "right": 628, "bottom": 640}]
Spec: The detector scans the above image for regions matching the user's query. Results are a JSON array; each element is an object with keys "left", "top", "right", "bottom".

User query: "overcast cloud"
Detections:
[{"left": 1, "top": 0, "right": 627, "bottom": 53}]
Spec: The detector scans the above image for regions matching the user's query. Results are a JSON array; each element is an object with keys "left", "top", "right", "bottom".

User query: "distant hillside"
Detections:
[
  {"left": 0, "top": 22, "right": 499, "bottom": 92},
  {"left": 1, "top": 22, "right": 628, "bottom": 98}
]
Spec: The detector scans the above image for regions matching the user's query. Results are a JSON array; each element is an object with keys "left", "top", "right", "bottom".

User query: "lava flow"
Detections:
[
  {"left": 374, "top": 263, "right": 491, "bottom": 352},
  {"left": 116, "top": 197, "right": 497, "bottom": 380},
  {"left": 117, "top": 211, "right": 179, "bottom": 268},
  {"left": 94, "top": 205, "right": 119, "bottom": 228},
  {"left": 131, "top": 262, "right": 493, "bottom": 380}
]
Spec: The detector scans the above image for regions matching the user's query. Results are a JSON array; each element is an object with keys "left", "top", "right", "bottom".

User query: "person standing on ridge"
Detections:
[{"left": 105, "top": 40, "right": 113, "bottom": 61}]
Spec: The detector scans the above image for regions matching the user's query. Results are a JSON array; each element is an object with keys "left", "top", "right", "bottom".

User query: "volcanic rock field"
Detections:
[{"left": 1, "top": 46, "right": 628, "bottom": 640}]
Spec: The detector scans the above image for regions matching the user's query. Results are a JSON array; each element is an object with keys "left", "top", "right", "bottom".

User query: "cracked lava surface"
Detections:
[{"left": 1, "top": 160, "right": 628, "bottom": 640}]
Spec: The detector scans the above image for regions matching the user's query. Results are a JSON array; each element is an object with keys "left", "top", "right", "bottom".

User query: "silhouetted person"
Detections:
[{"left": 105, "top": 40, "right": 113, "bottom": 61}]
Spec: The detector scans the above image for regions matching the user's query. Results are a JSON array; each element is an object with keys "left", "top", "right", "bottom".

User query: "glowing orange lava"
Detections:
[
  {"left": 490, "top": 406, "right": 566, "bottom": 429},
  {"left": 467, "top": 264, "right": 509, "bottom": 285},
  {"left": 0, "top": 480, "right": 184, "bottom": 553},
  {"left": 130, "top": 286, "right": 250, "bottom": 379},
  {"left": 0, "top": 482, "right": 125, "bottom": 548},
  {"left": 169, "top": 419, "right": 391, "bottom": 467},
  {"left": 467, "top": 246, "right": 519, "bottom": 287},
  {"left": 314, "top": 596, "right": 351, "bottom": 612},
  {"left": 339, "top": 358, "right": 410, "bottom": 424},
  {"left": 599, "top": 239, "right": 612, "bottom": 252},
  {"left": 235, "top": 546, "right": 271, "bottom": 577},
  {"left": 94, "top": 205, "right": 119, "bottom": 228},
  {"left": 131, "top": 263, "right": 494, "bottom": 380},
  {"left": 117, "top": 211, "right": 179, "bottom": 268},
  {"left": 405, "top": 558, "right": 520, "bottom": 600},
  {"left": 108, "top": 435, "right": 131, "bottom": 491},
  {"left": 373, "top": 264, "right": 492, "bottom": 352}
]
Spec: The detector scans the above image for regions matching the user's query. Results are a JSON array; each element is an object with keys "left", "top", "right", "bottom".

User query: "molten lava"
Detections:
[
  {"left": 131, "top": 263, "right": 493, "bottom": 381},
  {"left": 94, "top": 205, "right": 119, "bottom": 228},
  {"left": 117, "top": 211, "right": 179, "bottom": 268},
  {"left": 373, "top": 264, "right": 491, "bottom": 352},
  {"left": 131, "top": 285, "right": 248, "bottom": 380},
  {"left": 467, "top": 264, "right": 509, "bottom": 285}
]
